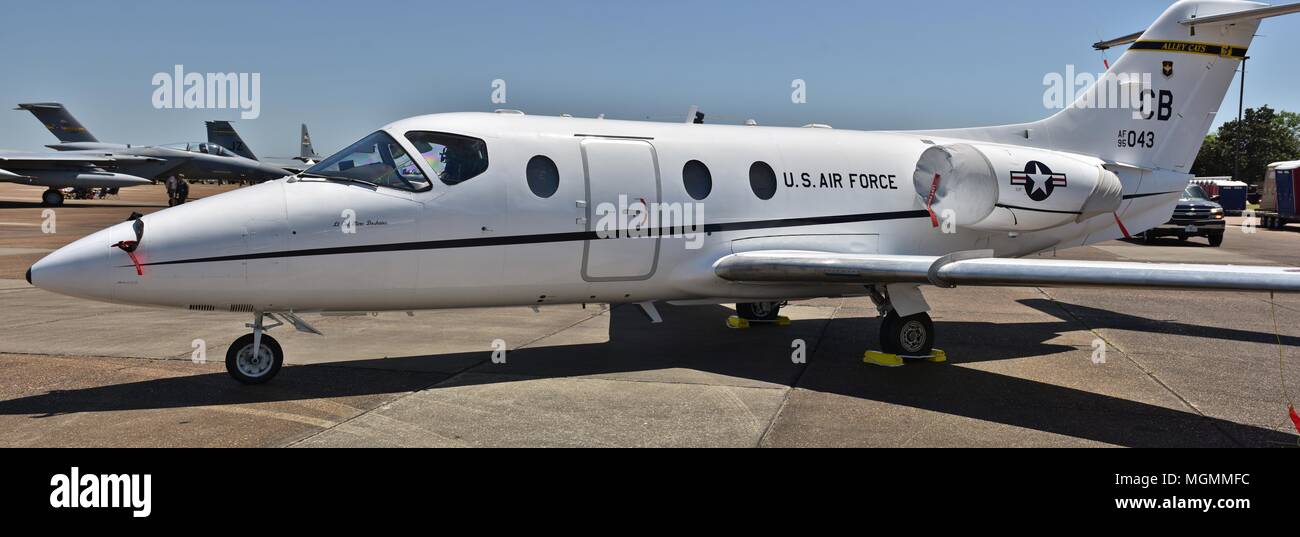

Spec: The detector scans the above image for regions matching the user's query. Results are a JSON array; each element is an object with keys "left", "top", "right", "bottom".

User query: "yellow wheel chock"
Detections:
[
  {"left": 863, "top": 349, "right": 948, "bottom": 367},
  {"left": 726, "top": 316, "right": 791, "bottom": 329},
  {"left": 863, "top": 351, "right": 905, "bottom": 367}
]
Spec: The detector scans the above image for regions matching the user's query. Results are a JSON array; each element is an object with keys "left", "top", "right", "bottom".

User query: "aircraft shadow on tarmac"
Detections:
[{"left": 0, "top": 303, "right": 1295, "bottom": 447}]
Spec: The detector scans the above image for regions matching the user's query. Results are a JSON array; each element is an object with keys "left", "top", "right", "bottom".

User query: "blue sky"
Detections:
[{"left": 1, "top": 0, "right": 1296, "bottom": 155}]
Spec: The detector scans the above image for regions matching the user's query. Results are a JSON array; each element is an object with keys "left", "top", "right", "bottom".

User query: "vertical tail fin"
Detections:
[
  {"left": 926, "top": 0, "right": 1299, "bottom": 173},
  {"left": 1041, "top": 0, "right": 1263, "bottom": 171},
  {"left": 300, "top": 124, "right": 319, "bottom": 161},
  {"left": 15, "top": 102, "right": 98, "bottom": 143},
  {"left": 205, "top": 120, "right": 257, "bottom": 160}
]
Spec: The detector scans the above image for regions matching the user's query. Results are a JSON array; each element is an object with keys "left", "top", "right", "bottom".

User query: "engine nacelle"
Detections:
[{"left": 912, "top": 143, "right": 1123, "bottom": 232}]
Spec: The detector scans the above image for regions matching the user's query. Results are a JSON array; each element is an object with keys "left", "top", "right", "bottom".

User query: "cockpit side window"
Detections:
[
  {"left": 306, "top": 131, "right": 431, "bottom": 192},
  {"left": 404, "top": 131, "right": 489, "bottom": 185}
]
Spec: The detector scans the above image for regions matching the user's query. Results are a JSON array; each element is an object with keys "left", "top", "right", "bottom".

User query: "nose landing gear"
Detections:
[
  {"left": 227, "top": 332, "right": 283, "bottom": 384},
  {"left": 224, "top": 311, "right": 321, "bottom": 384},
  {"left": 226, "top": 312, "right": 284, "bottom": 384}
]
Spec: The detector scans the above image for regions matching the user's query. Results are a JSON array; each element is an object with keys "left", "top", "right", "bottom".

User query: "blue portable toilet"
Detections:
[{"left": 1193, "top": 177, "right": 1249, "bottom": 214}]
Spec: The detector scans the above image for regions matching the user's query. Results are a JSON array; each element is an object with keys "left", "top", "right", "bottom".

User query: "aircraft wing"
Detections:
[{"left": 714, "top": 250, "right": 1300, "bottom": 293}]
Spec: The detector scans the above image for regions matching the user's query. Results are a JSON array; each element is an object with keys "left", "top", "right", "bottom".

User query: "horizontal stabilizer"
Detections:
[{"left": 1096, "top": 1, "right": 1300, "bottom": 49}]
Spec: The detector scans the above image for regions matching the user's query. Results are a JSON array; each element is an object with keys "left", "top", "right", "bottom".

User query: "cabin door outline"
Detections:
[{"left": 579, "top": 138, "right": 662, "bottom": 282}]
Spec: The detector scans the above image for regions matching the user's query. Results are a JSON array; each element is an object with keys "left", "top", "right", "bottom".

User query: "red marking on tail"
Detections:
[
  {"left": 1113, "top": 213, "right": 1131, "bottom": 239},
  {"left": 1289, "top": 404, "right": 1300, "bottom": 434},
  {"left": 926, "top": 174, "right": 941, "bottom": 228}
]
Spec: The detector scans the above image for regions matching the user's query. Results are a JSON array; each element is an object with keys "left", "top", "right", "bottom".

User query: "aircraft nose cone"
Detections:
[{"left": 28, "top": 226, "right": 113, "bottom": 301}]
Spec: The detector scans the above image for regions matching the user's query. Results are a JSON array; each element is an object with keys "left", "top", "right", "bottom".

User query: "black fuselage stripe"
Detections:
[
  {"left": 135, "top": 209, "right": 933, "bottom": 267},
  {"left": 1124, "top": 191, "right": 1179, "bottom": 200},
  {"left": 996, "top": 204, "right": 1082, "bottom": 215}
]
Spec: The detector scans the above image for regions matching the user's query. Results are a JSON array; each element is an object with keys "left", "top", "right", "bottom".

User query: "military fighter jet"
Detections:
[
  {"left": 3, "top": 103, "right": 292, "bottom": 205},
  {"left": 206, "top": 121, "right": 322, "bottom": 173}
]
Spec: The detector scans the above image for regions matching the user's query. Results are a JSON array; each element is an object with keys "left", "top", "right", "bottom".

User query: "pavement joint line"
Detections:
[
  {"left": 1251, "top": 295, "right": 1300, "bottom": 315},
  {"left": 0, "top": 312, "right": 112, "bottom": 332},
  {"left": 458, "top": 367, "right": 792, "bottom": 391},
  {"left": 757, "top": 299, "right": 841, "bottom": 448},
  {"left": 283, "top": 307, "right": 611, "bottom": 447},
  {"left": 1035, "top": 288, "right": 1245, "bottom": 447}
]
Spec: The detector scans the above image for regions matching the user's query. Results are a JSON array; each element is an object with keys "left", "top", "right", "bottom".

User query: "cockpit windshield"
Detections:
[
  {"left": 305, "top": 131, "right": 430, "bottom": 191},
  {"left": 161, "top": 142, "right": 238, "bottom": 157}
]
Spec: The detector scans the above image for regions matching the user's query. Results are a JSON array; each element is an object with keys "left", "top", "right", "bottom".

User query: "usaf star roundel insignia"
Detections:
[{"left": 1010, "top": 161, "right": 1068, "bottom": 202}]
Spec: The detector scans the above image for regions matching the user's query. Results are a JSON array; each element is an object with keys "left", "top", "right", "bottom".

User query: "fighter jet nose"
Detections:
[{"left": 28, "top": 226, "right": 113, "bottom": 301}]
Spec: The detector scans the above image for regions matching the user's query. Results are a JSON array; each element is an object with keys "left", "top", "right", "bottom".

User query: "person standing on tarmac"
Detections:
[{"left": 164, "top": 175, "right": 178, "bottom": 206}]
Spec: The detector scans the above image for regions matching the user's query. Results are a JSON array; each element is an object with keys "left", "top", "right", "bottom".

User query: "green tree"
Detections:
[{"left": 1191, "top": 105, "right": 1300, "bottom": 184}]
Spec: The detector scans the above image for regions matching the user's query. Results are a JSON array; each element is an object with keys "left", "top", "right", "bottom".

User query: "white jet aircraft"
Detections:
[{"left": 26, "top": 0, "right": 1300, "bottom": 383}]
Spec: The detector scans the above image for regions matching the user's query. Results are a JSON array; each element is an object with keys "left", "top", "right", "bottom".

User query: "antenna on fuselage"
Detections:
[{"left": 685, "top": 105, "right": 699, "bottom": 124}]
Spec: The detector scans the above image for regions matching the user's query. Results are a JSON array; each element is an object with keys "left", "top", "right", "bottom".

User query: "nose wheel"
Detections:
[
  {"left": 226, "top": 311, "right": 286, "bottom": 384},
  {"left": 226, "top": 333, "right": 283, "bottom": 384}
]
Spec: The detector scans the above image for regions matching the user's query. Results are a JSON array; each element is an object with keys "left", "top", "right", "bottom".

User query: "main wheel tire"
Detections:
[
  {"left": 878, "top": 313, "right": 901, "bottom": 354},
  {"left": 41, "top": 189, "right": 63, "bottom": 207},
  {"left": 226, "top": 333, "right": 283, "bottom": 385},
  {"left": 880, "top": 311, "right": 935, "bottom": 357},
  {"left": 736, "top": 302, "right": 781, "bottom": 322},
  {"left": 1208, "top": 232, "right": 1224, "bottom": 247},
  {"left": 1141, "top": 232, "right": 1157, "bottom": 244}
]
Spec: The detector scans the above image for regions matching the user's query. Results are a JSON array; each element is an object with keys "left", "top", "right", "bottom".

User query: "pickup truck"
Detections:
[{"left": 1138, "top": 184, "right": 1226, "bottom": 247}]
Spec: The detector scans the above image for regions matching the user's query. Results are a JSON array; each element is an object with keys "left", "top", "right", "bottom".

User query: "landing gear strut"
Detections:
[
  {"left": 226, "top": 312, "right": 284, "bottom": 384},
  {"left": 868, "top": 286, "right": 936, "bottom": 357}
]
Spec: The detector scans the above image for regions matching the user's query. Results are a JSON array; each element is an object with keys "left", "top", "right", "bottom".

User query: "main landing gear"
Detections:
[
  {"left": 737, "top": 301, "right": 782, "bottom": 322},
  {"left": 728, "top": 301, "right": 790, "bottom": 329},
  {"left": 866, "top": 286, "right": 943, "bottom": 367},
  {"left": 225, "top": 311, "right": 321, "bottom": 384}
]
